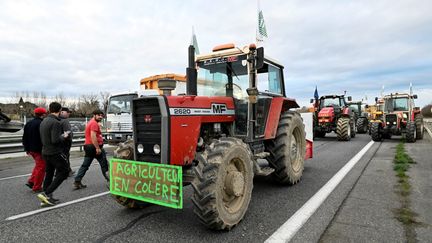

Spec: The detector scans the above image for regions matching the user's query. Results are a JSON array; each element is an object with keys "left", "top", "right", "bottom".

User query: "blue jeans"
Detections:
[{"left": 74, "top": 145, "right": 109, "bottom": 182}]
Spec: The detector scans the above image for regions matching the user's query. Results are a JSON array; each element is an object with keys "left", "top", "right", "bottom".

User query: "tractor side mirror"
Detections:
[
  {"left": 365, "top": 104, "right": 369, "bottom": 108},
  {"left": 413, "top": 94, "right": 418, "bottom": 99},
  {"left": 347, "top": 96, "right": 352, "bottom": 101},
  {"left": 375, "top": 97, "right": 378, "bottom": 103},
  {"left": 256, "top": 47, "right": 264, "bottom": 69},
  {"left": 310, "top": 99, "right": 314, "bottom": 103}
]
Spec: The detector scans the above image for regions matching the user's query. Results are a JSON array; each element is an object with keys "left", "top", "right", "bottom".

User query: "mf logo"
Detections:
[{"left": 212, "top": 104, "right": 227, "bottom": 114}]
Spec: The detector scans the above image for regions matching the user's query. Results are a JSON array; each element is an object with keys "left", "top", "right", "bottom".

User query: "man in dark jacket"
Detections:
[
  {"left": 59, "top": 107, "right": 74, "bottom": 176},
  {"left": 22, "top": 107, "right": 47, "bottom": 192},
  {"left": 37, "top": 102, "right": 70, "bottom": 206}
]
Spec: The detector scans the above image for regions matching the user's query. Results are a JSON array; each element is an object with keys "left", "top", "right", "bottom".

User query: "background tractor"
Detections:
[
  {"left": 370, "top": 93, "right": 423, "bottom": 142},
  {"left": 348, "top": 101, "right": 369, "bottom": 134},
  {"left": 311, "top": 94, "right": 356, "bottom": 140},
  {"left": 112, "top": 43, "right": 313, "bottom": 230}
]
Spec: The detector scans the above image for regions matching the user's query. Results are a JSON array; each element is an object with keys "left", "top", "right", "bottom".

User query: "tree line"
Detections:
[{"left": 0, "top": 91, "right": 110, "bottom": 119}]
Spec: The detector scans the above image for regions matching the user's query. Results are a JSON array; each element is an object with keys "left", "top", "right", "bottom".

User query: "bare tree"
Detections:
[
  {"left": 55, "top": 92, "right": 67, "bottom": 106},
  {"left": 76, "top": 93, "right": 100, "bottom": 117},
  {"left": 99, "top": 91, "right": 111, "bottom": 114}
]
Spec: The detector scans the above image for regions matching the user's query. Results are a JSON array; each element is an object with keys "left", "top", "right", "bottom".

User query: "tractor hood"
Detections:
[{"left": 318, "top": 107, "right": 334, "bottom": 117}]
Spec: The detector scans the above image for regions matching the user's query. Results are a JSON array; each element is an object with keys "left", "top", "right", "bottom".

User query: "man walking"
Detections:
[
  {"left": 74, "top": 109, "right": 109, "bottom": 189},
  {"left": 22, "top": 107, "right": 47, "bottom": 193},
  {"left": 38, "top": 102, "right": 70, "bottom": 206},
  {"left": 59, "top": 107, "right": 74, "bottom": 176}
]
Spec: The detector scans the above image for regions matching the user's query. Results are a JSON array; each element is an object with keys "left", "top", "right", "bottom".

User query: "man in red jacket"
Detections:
[{"left": 22, "top": 107, "right": 47, "bottom": 192}]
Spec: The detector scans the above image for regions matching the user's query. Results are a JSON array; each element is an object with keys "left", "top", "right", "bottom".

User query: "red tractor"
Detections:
[
  {"left": 311, "top": 95, "right": 356, "bottom": 140},
  {"left": 370, "top": 93, "right": 423, "bottom": 142},
  {"left": 112, "top": 43, "right": 313, "bottom": 230}
]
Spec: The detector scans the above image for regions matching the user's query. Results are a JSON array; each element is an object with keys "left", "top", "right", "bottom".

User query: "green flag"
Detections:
[{"left": 256, "top": 2, "right": 268, "bottom": 44}]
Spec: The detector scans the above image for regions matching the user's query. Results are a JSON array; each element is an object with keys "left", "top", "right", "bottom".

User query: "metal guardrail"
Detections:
[{"left": 0, "top": 132, "right": 86, "bottom": 154}]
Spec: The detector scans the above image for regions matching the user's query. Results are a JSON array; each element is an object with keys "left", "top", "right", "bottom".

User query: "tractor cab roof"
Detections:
[
  {"left": 383, "top": 93, "right": 411, "bottom": 99},
  {"left": 196, "top": 43, "right": 284, "bottom": 69},
  {"left": 319, "top": 95, "right": 345, "bottom": 99}
]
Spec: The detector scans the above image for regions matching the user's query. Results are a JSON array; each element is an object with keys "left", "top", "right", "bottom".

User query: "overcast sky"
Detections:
[{"left": 0, "top": 0, "right": 431, "bottom": 107}]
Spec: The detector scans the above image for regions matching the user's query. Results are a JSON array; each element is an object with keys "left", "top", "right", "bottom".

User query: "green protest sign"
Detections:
[{"left": 109, "top": 158, "right": 183, "bottom": 209}]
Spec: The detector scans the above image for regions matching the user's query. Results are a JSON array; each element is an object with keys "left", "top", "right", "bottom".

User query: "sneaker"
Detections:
[
  {"left": 73, "top": 181, "right": 87, "bottom": 190},
  {"left": 37, "top": 192, "right": 57, "bottom": 206},
  {"left": 25, "top": 183, "right": 34, "bottom": 189}
]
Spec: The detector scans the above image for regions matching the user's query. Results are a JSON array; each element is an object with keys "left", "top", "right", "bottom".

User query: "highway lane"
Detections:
[{"left": 0, "top": 133, "right": 373, "bottom": 242}]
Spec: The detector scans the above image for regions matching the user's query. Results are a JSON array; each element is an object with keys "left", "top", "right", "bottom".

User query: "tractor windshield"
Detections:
[
  {"left": 197, "top": 55, "right": 248, "bottom": 99},
  {"left": 107, "top": 94, "right": 137, "bottom": 114},
  {"left": 385, "top": 97, "right": 409, "bottom": 112},
  {"left": 320, "top": 97, "right": 342, "bottom": 109},
  {"left": 349, "top": 104, "right": 360, "bottom": 114}
]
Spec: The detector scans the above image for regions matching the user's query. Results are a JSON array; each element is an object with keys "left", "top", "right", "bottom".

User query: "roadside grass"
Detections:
[{"left": 393, "top": 141, "right": 421, "bottom": 242}]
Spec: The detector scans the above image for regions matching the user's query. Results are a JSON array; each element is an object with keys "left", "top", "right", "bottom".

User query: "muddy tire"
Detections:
[
  {"left": 370, "top": 122, "right": 382, "bottom": 141},
  {"left": 415, "top": 114, "right": 424, "bottom": 140},
  {"left": 265, "top": 111, "right": 306, "bottom": 185},
  {"left": 336, "top": 117, "right": 351, "bottom": 141},
  {"left": 191, "top": 137, "right": 253, "bottom": 230},
  {"left": 406, "top": 121, "right": 416, "bottom": 143},
  {"left": 112, "top": 139, "right": 150, "bottom": 209},
  {"left": 356, "top": 118, "right": 368, "bottom": 134},
  {"left": 350, "top": 118, "right": 356, "bottom": 138}
]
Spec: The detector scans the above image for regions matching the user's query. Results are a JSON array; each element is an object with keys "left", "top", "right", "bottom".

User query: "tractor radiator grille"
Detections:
[
  {"left": 133, "top": 97, "right": 163, "bottom": 163},
  {"left": 385, "top": 114, "right": 397, "bottom": 125}
]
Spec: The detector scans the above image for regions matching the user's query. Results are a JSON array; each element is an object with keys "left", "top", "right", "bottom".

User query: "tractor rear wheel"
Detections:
[
  {"left": 370, "top": 122, "right": 382, "bottom": 141},
  {"left": 406, "top": 121, "right": 416, "bottom": 143},
  {"left": 415, "top": 114, "right": 424, "bottom": 140},
  {"left": 356, "top": 118, "right": 368, "bottom": 134},
  {"left": 336, "top": 117, "right": 351, "bottom": 141},
  {"left": 265, "top": 111, "right": 306, "bottom": 185},
  {"left": 191, "top": 137, "right": 253, "bottom": 230},
  {"left": 112, "top": 139, "right": 150, "bottom": 209}
]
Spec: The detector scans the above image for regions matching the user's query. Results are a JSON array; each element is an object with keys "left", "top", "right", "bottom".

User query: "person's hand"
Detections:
[
  {"left": 63, "top": 131, "right": 70, "bottom": 138},
  {"left": 96, "top": 148, "right": 102, "bottom": 155}
]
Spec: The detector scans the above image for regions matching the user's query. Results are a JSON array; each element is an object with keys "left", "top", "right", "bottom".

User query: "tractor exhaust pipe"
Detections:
[{"left": 186, "top": 45, "right": 197, "bottom": 96}]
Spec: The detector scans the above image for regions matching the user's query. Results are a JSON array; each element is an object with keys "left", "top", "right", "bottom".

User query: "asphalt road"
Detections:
[{"left": 0, "top": 134, "right": 373, "bottom": 242}]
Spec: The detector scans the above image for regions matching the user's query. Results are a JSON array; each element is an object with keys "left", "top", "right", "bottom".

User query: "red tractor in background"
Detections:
[
  {"left": 113, "top": 43, "right": 313, "bottom": 230},
  {"left": 311, "top": 94, "right": 356, "bottom": 141},
  {"left": 370, "top": 93, "right": 423, "bottom": 142}
]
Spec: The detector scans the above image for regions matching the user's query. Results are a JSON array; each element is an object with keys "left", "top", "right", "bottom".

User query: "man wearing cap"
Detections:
[
  {"left": 22, "top": 107, "right": 47, "bottom": 192},
  {"left": 59, "top": 107, "right": 74, "bottom": 176},
  {"left": 38, "top": 102, "right": 70, "bottom": 206},
  {"left": 74, "top": 109, "right": 109, "bottom": 189}
]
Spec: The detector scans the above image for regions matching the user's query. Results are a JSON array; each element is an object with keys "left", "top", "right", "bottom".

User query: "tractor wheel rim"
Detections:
[
  {"left": 223, "top": 158, "right": 246, "bottom": 213},
  {"left": 291, "top": 129, "right": 301, "bottom": 172}
]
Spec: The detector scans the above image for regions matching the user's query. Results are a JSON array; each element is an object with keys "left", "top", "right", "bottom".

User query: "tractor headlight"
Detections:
[
  {"left": 386, "top": 122, "right": 390, "bottom": 125},
  {"left": 137, "top": 144, "right": 144, "bottom": 153},
  {"left": 153, "top": 144, "right": 161, "bottom": 154},
  {"left": 393, "top": 122, "right": 396, "bottom": 125}
]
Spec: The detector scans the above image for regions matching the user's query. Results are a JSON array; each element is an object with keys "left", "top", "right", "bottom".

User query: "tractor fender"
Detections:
[
  {"left": 342, "top": 107, "right": 351, "bottom": 116},
  {"left": 264, "top": 97, "right": 299, "bottom": 139}
]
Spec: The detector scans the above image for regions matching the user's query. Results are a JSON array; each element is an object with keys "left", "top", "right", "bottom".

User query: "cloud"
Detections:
[{"left": 0, "top": 0, "right": 431, "bottom": 108}]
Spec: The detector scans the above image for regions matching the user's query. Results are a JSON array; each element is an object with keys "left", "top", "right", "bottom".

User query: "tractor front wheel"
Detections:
[
  {"left": 356, "top": 118, "right": 368, "bottom": 134},
  {"left": 265, "top": 111, "right": 306, "bottom": 184},
  {"left": 336, "top": 117, "right": 351, "bottom": 141},
  {"left": 370, "top": 122, "right": 382, "bottom": 141},
  {"left": 192, "top": 137, "right": 254, "bottom": 230},
  {"left": 415, "top": 114, "right": 424, "bottom": 140},
  {"left": 406, "top": 121, "right": 416, "bottom": 143},
  {"left": 112, "top": 139, "right": 150, "bottom": 209}
]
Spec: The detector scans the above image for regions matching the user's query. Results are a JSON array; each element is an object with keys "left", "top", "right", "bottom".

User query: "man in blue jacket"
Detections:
[{"left": 22, "top": 107, "right": 47, "bottom": 192}]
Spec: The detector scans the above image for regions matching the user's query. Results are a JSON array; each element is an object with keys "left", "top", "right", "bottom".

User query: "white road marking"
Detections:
[
  {"left": 265, "top": 140, "right": 375, "bottom": 243},
  {"left": 5, "top": 191, "right": 110, "bottom": 221},
  {"left": 0, "top": 173, "right": 31, "bottom": 181},
  {"left": 0, "top": 164, "right": 98, "bottom": 182}
]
